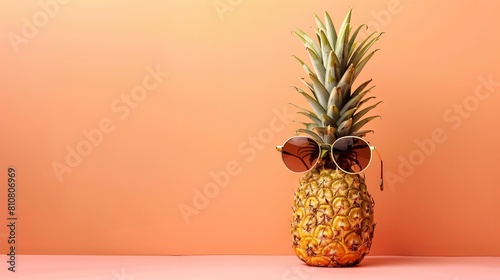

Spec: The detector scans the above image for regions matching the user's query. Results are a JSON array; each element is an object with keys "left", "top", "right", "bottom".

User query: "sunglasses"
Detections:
[{"left": 276, "top": 136, "right": 384, "bottom": 190}]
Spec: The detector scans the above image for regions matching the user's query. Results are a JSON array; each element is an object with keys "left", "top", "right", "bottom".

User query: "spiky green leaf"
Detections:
[
  {"left": 336, "top": 107, "right": 357, "bottom": 127},
  {"left": 306, "top": 48, "right": 326, "bottom": 83},
  {"left": 335, "top": 8, "right": 352, "bottom": 70},
  {"left": 309, "top": 73, "right": 329, "bottom": 108},
  {"left": 296, "top": 129, "right": 323, "bottom": 142},
  {"left": 294, "top": 29, "right": 322, "bottom": 60},
  {"left": 324, "top": 11, "right": 337, "bottom": 50},
  {"left": 297, "top": 112, "right": 322, "bottom": 126},
  {"left": 337, "top": 64, "right": 355, "bottom": 101},
  {"left": 292, "top": 55, "right": 314, "bottom": 76},
  {"left": 327, "top": 86, "right": 343, "bottom": 110},
  {"left": 350, "top": 116, "right": 380, "bottom": 133},
  {"left": 298, "top": 91, "right": 327, "bottom": 117},
  {"left": 351, "top": 79, "right": 372, "bottom": 99},
  {"left": 324, "top": 50, "right": 341, "bottom": 92},
  {"left": 291, "top": 102, "right": 323, "bottom": 126},
  {"left": 348, "top": 41, "right": 358, "bottom": 61},
  {"left": 337, "top": 118, "right": 353, "bottom": 137},
  {"left": 352, "top": 101, "right": 383, "bottom": 124},
  {"left": 313, "top": 13, "right": 326, "bottom": 34},
  {"left": 347, "top": 24, "right": 367, "bottom": 57},
  {"left": 306, "top": 123, "right": 319, "bottom": 130},
  {"left": 349, "top": 32, "right": 382, "bottom": 67},
  {"left": 290, "top": 102, "right": 317, "bottom": 116},
  {"left": 358, "top": 96, "right": 377, "bottom": 108},
  {"left": 339, "top": 85, "right": 372, "bottom": 116},
  {"left": 352, "top": 130, "right": 374, "bottom": 137},
  {"left": 298, "top": 78, "right": 314, "bottom": 93},
  {"left": 321, "top": 114, "right": 336, "bottom": 127},
  {"left": 327, "top": 105, "right": 340, "bottom": 123},
  {"left": 313, "top": 127, "right": 328, "bottom": 139},
  {"left": 353, "top": 50, "right": 378, "bottom": 81},
  {"left": 319, "top": 30, "right": 333, "bottom": 66},
  {"left": 291, "top": 86, "right": 309, "bottom": 97}
]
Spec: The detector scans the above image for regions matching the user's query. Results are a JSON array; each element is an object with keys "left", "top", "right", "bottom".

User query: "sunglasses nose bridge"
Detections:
[{"left": 276, "top": 146, "right": 283, "bottom": 152}]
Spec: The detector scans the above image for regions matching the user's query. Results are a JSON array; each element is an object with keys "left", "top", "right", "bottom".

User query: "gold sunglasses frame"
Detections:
[{"left": 276, "top": 136, "right": 384, "bottom": 191}]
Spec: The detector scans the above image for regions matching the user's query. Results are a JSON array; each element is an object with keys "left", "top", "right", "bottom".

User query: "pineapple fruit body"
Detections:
[
  {"left": 284, "top": 9, "right": 382, "bottom": 267},
  {"left": 292, "top": 166, "right": 375, "bottom": 267}
]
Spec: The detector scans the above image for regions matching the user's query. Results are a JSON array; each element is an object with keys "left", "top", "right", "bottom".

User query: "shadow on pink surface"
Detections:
[{"left": 0, "top": 255, "right": 498, "bottom": 280}]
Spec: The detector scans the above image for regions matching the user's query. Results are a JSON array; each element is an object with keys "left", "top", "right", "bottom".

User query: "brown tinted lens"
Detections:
[
  {"left": 282, "top": 137, "right": 320, "bottom": 172},
  {"left": 332, "top": 137, "right": 371, "bottom": 173}
]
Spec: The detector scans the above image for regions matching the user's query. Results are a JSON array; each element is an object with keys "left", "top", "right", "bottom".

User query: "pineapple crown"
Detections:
[{"left": 291, "top": 9, "right": 382, "bottom": 145}]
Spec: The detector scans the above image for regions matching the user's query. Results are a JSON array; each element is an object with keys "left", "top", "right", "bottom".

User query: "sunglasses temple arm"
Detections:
[{"left": 374, "top": 148, "right": 384, "bottom": 191}]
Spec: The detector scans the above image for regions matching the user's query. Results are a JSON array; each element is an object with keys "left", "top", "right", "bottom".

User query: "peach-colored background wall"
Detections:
[{"left": 1, "top": 0, "right": 499, "bottom": 256}]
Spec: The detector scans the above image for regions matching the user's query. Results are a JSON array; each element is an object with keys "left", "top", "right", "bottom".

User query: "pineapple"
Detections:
[{"left": 284, "top": 9, "right": 383, "bottom": 267}]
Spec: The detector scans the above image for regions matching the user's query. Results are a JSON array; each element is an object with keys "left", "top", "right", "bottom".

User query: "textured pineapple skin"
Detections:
[{"left": 291, "top": 167, "right": 375, "bottom": 267}]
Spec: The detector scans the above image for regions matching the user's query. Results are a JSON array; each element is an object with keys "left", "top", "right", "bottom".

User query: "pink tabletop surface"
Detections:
[{"left": 1, "top": 255, "right": 499, "bottom": 280}]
